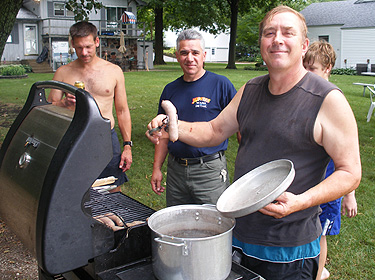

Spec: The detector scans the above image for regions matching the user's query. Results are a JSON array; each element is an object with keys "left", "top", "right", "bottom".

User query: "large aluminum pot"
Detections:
[{"left": 148, "top": 204, "right": 235, "bottom": 280}]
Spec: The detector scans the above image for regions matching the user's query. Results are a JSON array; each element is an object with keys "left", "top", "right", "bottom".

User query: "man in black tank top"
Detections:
[{"left": 146, "top": 6, "right": 361, "bottom": 280}]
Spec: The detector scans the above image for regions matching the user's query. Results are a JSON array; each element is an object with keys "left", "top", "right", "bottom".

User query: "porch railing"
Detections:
[{"left": 41, "top": 18, "right": 144, "bottom": 38}]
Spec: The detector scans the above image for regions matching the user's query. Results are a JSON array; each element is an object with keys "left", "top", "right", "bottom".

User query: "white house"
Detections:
[
  {"left": 164, "top": 28, "right": 230, "bottom": 62},
  {"left": 2, "top": 0, "right": 153, "bottom": 71},
  {"left": 300, "top": 0, "right": 375, "bottom": 70}
]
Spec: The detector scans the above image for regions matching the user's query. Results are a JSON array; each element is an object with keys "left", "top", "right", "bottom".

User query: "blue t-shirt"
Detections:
[{"left": 158, "top": 71, "right": 237, "bottom": 158}]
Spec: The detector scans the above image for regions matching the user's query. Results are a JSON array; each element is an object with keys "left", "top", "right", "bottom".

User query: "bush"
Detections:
[
  {"left": 238, "top": 56, "right": 254, "bottom": 62},
  {"left": 21, "top": 64, "right": 33, "bottom": 73},
  {"left": 244, "top": 65, "right": 268, "bottom": 71},
  {"left": 164, "top": 47, "right": 176, "bottom": 58},
  {"left": 0, "top": 65, "right": 26, "bottom": 76},
  {"left": 331, "top": 68, "right": 356, "bottom": 76},
  {"left": 236, "top": 44, "right": 261, "bottom": 62}
]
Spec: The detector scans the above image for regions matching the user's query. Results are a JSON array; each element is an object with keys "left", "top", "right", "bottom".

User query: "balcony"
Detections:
[{"left": 41, "top": 18, "right": 145, "bottom": 40}]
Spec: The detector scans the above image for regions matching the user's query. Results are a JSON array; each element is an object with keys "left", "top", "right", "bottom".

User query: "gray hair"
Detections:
[{"left": 176, "top": 29, "right": 205, "bottom": 51}]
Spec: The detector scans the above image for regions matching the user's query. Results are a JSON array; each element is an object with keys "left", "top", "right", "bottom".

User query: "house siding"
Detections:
[
  {"left": 306, "top": 25, "right": 343, "bottom": 68},
  {"left": 2, "top": 22, "right": 34, "bottom": 61},
  {"left": 301, "top": 0, "right": 375, "bottom": 70},
  {"left": 306, "top": 26, "right": 375, "bottom": 69},
  {"left": 342, "top": 28, "right": 375, "bottom": 69}
]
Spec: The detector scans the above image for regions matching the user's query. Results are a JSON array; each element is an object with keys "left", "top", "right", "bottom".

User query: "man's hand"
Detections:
[
  {"left": 146, "top": 114, "right": 170, "bottom": 145},
  {"left": 63, "top": 92, "right": 76, "bottom": 109},
  {"left": 151, "top": 168, "right": 165, "bottom": 195},
  {"left": 119, "top": 147, "right": 132, "bottom": 172},
  {"left": 258, "top": 192, "right": 301, "bottom": 219}
]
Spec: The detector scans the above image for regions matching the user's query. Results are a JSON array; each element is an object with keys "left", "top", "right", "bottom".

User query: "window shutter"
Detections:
[
  {"left": 47, "top": 1, "right": 53, "bottom": 17},
  {"left": 100, "top": 7, "right": 106, "bottom": 30},
  {"left": 12, "top": 23, "right": 19, "bottom": 44}
]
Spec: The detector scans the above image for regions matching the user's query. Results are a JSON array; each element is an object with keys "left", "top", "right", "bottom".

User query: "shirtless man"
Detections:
[{"left": 48, "top": 21, "right": 132, "bottom": 192}]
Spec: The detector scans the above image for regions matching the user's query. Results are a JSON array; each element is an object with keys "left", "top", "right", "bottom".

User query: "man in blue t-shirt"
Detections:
[{"left": 150, "top": 29, "right": 237, "bottom": 206}]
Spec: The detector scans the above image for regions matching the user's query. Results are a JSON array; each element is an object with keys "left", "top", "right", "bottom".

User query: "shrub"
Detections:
[
  {"left": 0, "top": 65, "right": 26, "bottom": 76},
  {"left": 244, "top": 65, "right": 268, "bottom": 71},
  {"left": 164, "top": 47, "right": 176, "bottom": 58},
  {"left": 331, "top": 68, "right": 356, "bottom": 76},
  {"left": 21, "top": 64, "right": 33, "bottom": 73}
]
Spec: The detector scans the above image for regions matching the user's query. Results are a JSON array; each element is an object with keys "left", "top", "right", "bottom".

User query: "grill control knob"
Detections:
[{"left": 19, "top": 152, "right": 31, "bottom": 169}]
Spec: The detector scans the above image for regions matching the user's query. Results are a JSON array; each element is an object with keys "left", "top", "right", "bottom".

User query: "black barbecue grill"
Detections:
[{"left": 0, "top": 81, "right": 261, "bottom": 280}]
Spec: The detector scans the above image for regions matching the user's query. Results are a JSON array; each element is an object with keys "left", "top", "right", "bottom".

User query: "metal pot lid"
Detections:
[{"left": 216, "top": 159, "right": 295, "bottom": 218}]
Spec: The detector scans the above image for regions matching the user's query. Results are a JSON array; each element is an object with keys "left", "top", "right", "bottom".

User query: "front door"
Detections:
[{"left": 24, "top": 24, "right": 38, "bottom": 56}]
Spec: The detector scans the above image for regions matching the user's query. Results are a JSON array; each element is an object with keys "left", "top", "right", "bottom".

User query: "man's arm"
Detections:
[
  {"left": 114, "top": 67, "right": 132, "bottom": 172},
  {"left": 260, "top": 89, "right": 362, "bottom": 218},
  {"left": 151, "top": 139, "right": 169, "bottom": 195},
  {"left": 147, "top": 85, "right": 244, "bottom": 146},
  {"left": 48, "top": 66, "right": 76, "bottom": 109}
]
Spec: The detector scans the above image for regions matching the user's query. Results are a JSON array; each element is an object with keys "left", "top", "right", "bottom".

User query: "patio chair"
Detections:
[{"left": 366, "top": 85, "right": 375, "bottom": 122}]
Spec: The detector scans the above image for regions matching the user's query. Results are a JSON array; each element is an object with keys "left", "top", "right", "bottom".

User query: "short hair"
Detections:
[
  {"left": 69, "top": 21, "right": 98, "bottom": 40},
  {"left": 258, "top": 5, "right": 307, "bottom": 45},
  {"left": 176, "top": 29, "right": 205, "bottom": 51},
  {"left": 303, "top": 41, "right": 336, "bottom": 69}
]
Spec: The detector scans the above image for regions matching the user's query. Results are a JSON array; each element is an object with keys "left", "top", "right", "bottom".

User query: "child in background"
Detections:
[{"left": 303, "top": 40, "right": 358, "bottom": 280}]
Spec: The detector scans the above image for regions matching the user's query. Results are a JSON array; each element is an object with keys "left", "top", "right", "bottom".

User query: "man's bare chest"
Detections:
[{"left": 66, "top": 69, "right": 116, "bottom": 98}]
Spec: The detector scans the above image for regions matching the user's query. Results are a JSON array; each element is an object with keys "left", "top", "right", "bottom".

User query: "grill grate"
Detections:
[{"left": 85, "top": 189, "right": 155, "bottom": 224}]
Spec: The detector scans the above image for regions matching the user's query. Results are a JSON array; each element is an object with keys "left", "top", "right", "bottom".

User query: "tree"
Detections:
[
  {"left": 136, "top": 0, "right": 312, "bottom": 67},
  {"left": 137, "top": 0, "right": 166, "bottom": 65},
  {"left": 226, "top": 0, "right": 239, "bottom": 69},
  {"left": 0, "top": 0, "right": 23, "bottom": 60},
  {"left": 138, "top": 0, "right": 231, "bottom": 65},
  {"left": 65, "top": 0, "right": 104, "bottom": 21},
  {"left": 227, "top": 0, "right": 313, "bottom": 69},
  {"left": 137, "top": 7, "right": 155, "bottom": 41},
  {"left": 154, "top": 2, "right": 165, "bottom": 65}
]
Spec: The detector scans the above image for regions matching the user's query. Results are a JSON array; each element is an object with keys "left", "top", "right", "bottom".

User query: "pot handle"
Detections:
[
  {"left": 154, "top": 237, "right": 185, "bottom": 247},
  {"left": 154, "top": 238, "right": 189, "bottom": 256}
]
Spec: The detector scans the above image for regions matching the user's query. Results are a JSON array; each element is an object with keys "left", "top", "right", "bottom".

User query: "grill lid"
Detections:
[{"left": 0, "top": 81, "right": 114, "bottom": 275}]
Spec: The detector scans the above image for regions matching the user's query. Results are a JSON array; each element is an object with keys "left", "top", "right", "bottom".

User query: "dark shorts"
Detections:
[
  {"left": 236, "top": 251, "right": 319, "bottom": 280},
  {"left": 97, "top": 129, "right": 128, "bottom": 186}
]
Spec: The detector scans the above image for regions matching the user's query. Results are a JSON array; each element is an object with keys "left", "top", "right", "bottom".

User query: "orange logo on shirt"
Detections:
[{"left": 192, "top": 97, "right": 211, "bottom": 104}]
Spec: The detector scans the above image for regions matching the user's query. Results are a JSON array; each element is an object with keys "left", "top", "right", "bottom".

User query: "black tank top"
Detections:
[{"left": 234, "top": 72, "right": 339, "bottom": 247}]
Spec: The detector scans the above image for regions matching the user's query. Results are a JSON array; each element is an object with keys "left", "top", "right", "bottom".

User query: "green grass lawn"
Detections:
[{"left": 0, "top": 63, "right": 374, "bottom": 279}]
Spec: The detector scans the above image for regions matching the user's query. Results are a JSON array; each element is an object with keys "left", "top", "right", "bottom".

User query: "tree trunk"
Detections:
[
  {"left": 226, "top": 0, "right": 238, "bottom": 69},
  {"left": 154, "top": 6, "right": 166, "bottom": 65},
  {"left": 150, "top": 21, "right": 153, "bottom": 41},
  {"left": 0, "top": 0, "right": 23, "bottom": 60}
]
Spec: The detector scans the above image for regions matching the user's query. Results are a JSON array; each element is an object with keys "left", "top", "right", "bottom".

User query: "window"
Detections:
[
  {"left": 53, "top": 2, "right": 74, "bottom": 17},
  {"left": 318, "top": 36, "right": 329, "bottom": 43},
  {"left": 107, "top": 7, "right": 127, "bottom": 28},
  {"left": 54, "top": 3, "right": 65, "bottom": 16}
]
